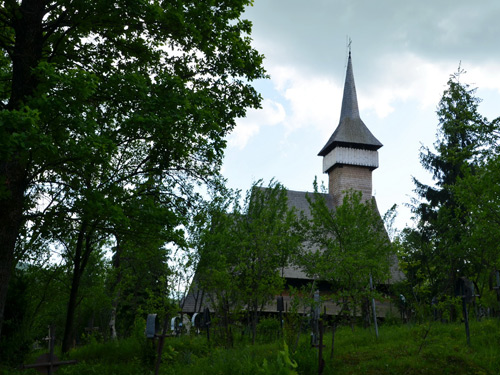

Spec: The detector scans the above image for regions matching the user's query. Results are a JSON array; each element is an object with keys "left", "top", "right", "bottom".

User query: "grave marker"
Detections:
[
  {"left": 203, "top": 307, "right": 211, "bottom": 342},
  {"left": 21, "top": 326, "right": 77, "bottom": 374},
  {"left": 146, "top": 314, "right": 159, "bottom": 339},
  {"left": 145, "top": 314, "right": 172, "bottom": 375},
  {"left": 310, "top": 291, "right": 320, "bottom": 346},
  {"left": 277, "top": 296, "right": 284, "bottom": 332},
  {"left": 456, "top": 277, "right": 479, "bottom": 346}
]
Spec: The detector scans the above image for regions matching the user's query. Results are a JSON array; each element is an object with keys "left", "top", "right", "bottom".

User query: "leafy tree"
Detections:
[
  {"left": 300, "top": 185, "right": 393, "bottom": 327},
  {"left": 108, "top": 193, "right": 181, "bottom": 339},
  {"left": 194, "top": 180, "right": 302, "bottom": 345},
  {"left": 238, "top": 181, "right": 302, "bottom": 344},
  {"left": 192, "top": 184, "right": 243, "bottom": 347},
  {"left": 0, "top": 0, "right": 266, "bottom": 340},
  {"left": 396, "top": 226, "right": 438, "bottom": 320}
]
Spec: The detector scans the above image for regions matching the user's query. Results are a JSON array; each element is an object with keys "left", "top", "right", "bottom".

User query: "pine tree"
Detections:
[{"left": 410, "top": 68, "right": 488, "bottom": 299}]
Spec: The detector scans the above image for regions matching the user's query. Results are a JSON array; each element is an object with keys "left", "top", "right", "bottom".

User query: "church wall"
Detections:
[{"left": 328, "top": 165, "right": 372, "bottom": 206}]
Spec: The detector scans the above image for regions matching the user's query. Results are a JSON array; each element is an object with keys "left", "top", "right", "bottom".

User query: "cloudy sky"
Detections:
[{"left": 221, "top": 1, "right": 500, "bottom": 231}]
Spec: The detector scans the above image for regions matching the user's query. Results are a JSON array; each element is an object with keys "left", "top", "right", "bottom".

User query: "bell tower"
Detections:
[{"left": 318, "top": 52, "right": 382, "bottom": 206}]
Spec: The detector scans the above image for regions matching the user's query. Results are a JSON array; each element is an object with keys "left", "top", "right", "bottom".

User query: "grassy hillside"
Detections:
[{"left": 5, "top": 319, "right": 500, "bottom": 375}]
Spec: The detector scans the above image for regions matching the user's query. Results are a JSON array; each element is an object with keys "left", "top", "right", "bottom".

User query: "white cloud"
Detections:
[
  {"left": 467, "top": 62, "right": 500, "bottom": 94},
  {"left": 362, "top": 53, "right": 455, "bottom": 116},
  {"left": 271, "top": 65, "right": 342, "bottom": 136},
  {"left": 228, "top": 99, "right": 285, "bottom": 150}
]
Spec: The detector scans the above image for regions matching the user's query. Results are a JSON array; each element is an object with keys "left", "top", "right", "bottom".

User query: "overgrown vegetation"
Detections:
[{"left": 3, "top": 319, "right": 500, "bottom": 374}]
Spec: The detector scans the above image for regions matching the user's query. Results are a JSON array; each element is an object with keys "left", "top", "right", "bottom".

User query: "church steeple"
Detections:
[
  {"left": 318, "top": 52, "right": 382, "bottom": 205},
  {"left": 339, "top": 51, "right": 360, "bottom": 122},
  {"left": 319, "top": 52, "right": 382, "bottom": 157}
]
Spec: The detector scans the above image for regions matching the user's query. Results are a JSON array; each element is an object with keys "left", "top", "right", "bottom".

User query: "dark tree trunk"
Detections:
[
  {"left": 62, "top": 264, "right": 81, "bottom": 353},
  {"left": 62, "top": 220, "right": 93, "bottom": 353},
  {"left": 109, "top": 237, "right": 122, "bottom": 340},
  {"left": 0, "top": 0, "right": 45, "bottom": 339},
  {"left": 9, "top": 0, "right": 44, "bottom": 110},
  {"left": 251, "top": 301, "right": 258, "bottom": 345},
  {"left": 0, "top": 174, "right": 25, "bottom": 338}
]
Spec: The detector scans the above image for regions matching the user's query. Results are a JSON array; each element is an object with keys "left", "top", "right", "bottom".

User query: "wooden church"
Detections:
[{"left": 182, "top": 52, "right": 402, "bottom": 317}]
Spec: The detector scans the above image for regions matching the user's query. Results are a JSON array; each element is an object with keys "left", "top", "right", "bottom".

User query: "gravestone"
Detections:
[
  {"left": 146, "top": 314, "right": 159, "bottom": 339},
  {"left": 191, "top": 312, "right": 202, "bottom": 334}
]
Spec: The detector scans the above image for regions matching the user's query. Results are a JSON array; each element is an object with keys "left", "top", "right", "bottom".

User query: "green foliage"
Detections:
[
  {"left": 278, "top": 341, "right": 298, "bottom": 374},
  {"left": 0, "top": 0, "right": 267, "bottom": 343},
  {"left": 193, "top": 179, "right": 303, "bottom": 344},
  {"left": 381, "top": 308, "right": 403, "bottom": 326},
  {"left": 58, "top": 362, "right": 145, "bottom": 375},
  {"left": 237, "top": 180, "right": 303, "bottom": 327},
  {"left": 259, "top": 341, "right": 298, "bottom": 375},
  {"left": 65, "top": 337, "right": 142, "bottom": 364},
  {"left": 291, "top": 340, "right": 320, "bottom": 373},
  {"left": 452, "top": 127, "right": 500, "bottom": 298},
  {"left": 0, "top": 258, "right": 113, "bottom": 365},
  {"left": 301, "top": 184, "right": 394, "bottom": 319},
  {"left": 283, "top": 286, "right": 309, "bottom": 352},
  {"left": 403, "top": 68, "right": 500, "bottom": 317}
]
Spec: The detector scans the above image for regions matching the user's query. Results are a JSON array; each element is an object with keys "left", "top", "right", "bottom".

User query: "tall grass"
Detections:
[{"left": 3, "top": 319, "right": 500, "bottom": 374}]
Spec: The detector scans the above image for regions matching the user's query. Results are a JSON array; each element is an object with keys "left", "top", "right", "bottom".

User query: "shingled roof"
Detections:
[
  {"left": 281, "top": 189, "right": 334, "bottom": 279},
  {"left": 318, "top": 52, "right": 382, "bottom": 156}
]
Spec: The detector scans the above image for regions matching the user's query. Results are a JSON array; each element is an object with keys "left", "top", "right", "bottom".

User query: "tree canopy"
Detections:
[
  {"left": 0, "top": 0, "right": 266, "bottom": 343},
  {"left": 193, "top": 180, "right": 302, "bottom": 345},
  {"left": 300, "top": 182, "right": 394, "bottom": 322}
]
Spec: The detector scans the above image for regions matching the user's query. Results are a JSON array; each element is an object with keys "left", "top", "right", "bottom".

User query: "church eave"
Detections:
[
  {"left": 324, "top": 162, "right": 379, "bottom": 174},
  {"left": 318, "top": 140, "right": 382, "bottom": 157}
]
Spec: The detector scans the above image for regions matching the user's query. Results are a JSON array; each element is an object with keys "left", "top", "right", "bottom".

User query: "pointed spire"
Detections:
[
  {"left": 318, "top": 52, "right": 382, "bottom": 157},
  {"left": 339, "top": 52, "right": 360, "bottom": 122}
]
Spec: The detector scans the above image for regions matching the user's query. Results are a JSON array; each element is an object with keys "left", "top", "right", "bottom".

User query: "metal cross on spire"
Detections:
[{"left": 345, "top": 36, "right": 352, "bottom": 68}]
